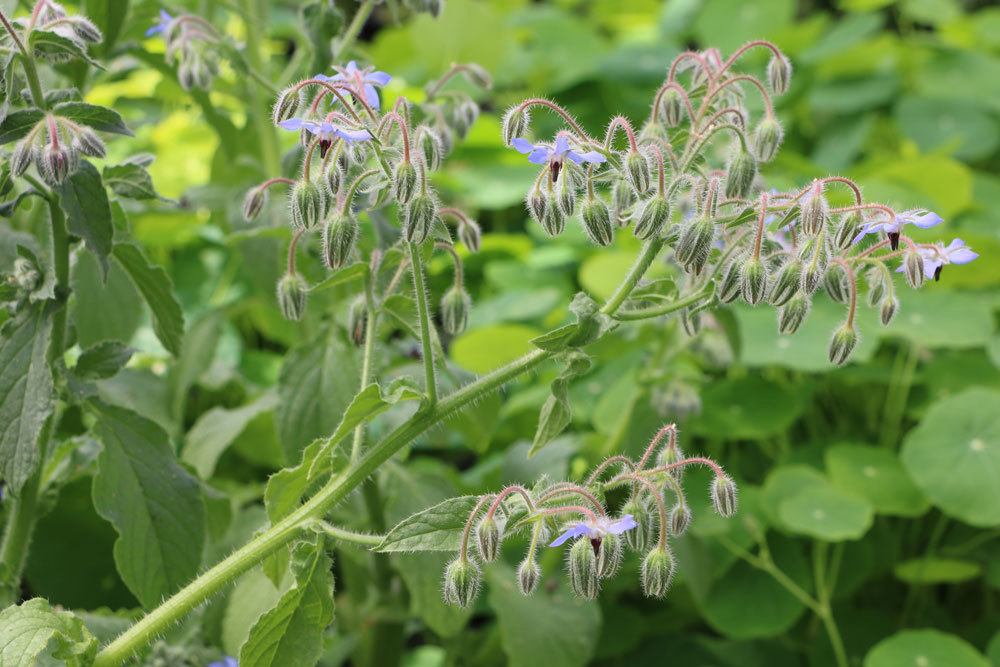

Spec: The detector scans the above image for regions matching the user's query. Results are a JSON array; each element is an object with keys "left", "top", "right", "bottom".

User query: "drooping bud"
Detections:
[
  {"left": 752, "top": 115, "right": 784, "bottom": 163},
  {"left": 289, "top": 179, "right": 326, "bottom": 230},
  {"left": 710, "top": 475, "right": 738, "bottom": 518},
  {"left": 581, "top": 197, "right": 614, "bottom": 246},
  {"left": 834, "top": 213, "right": 864, "bottom": 250},
  {"left": 633, "top": 195, "right": 671, "bottom": 241},
  {"left": 567, "top": 538, "right": 600, "bottom": 600},
  {"left": 828, "top": 323, "right": 859, "bottom": 366},
  {"left": 823, "top": 264, "right": 850, "bottom": 304},
  {"left": 475, "top": 514, "right": 503, "bottom": 563},
  {"left": 272, "top": 87, "right": 303, "bottom": 124},
  {"left": 517, "top": 554, "right": 541, "bottom": 595},
  {"left": 458, "top": 219, "right": 481, "bottom": 253},
  {"left": 348, "top": 295, "right": 367, "bottom": 345},
  {"left": 621, "top": 498, "right": 650, "bottom": 552},
  {"left": 625, "top": 150, "right": 651, "bottom": 195},
  {"left": 527, "top": 189, "right": 549, "bottom": 226},
  {"left": 440, "top": 285, "right": 471, "bottom": 335},
  {"left": 540, "top": 202, "right": 566, "bottom": 237},
  {"left": 657, "top": 437, "right": 686, "bottom": 483},
  {"left": 40, "top": 144, "right": 76, "bottom": 185},
  {"left": 501, "top": 105, "right": 529, "bottom": 145},
  {"left": 555, "top": 180, "right": 577, "bottom": 218},
  {"left": 669, "top": 504, "right": 691, "bottom": 536},
  {"left": 392, "top": 160, "right": 418, "bottom": 204},
  {"left": 904, "top": 251, "right": 925, "bottom": 289},
  {"left": 611, "top": 180, "right": 636, "bottom": 227},
  {"left": 866, "top": 267, "right": 888, "bottom": 307},
  {"left": 72, "top": 127, "right": 106, "bottom": 158},
  {"left": 769, "top": 259, "right": 801, "bottom": 306},
  {"left": 799, "top": 184, "right": 829, "bottom": 235},
  {"left": 71, "top": 17, "right": 103, "bottom": 43},
  {"left": 778, "top": 293, "right": 811, "bottom": 335},
  {"left": 724, "top": 150, "right": 757, "bottom": 200},
  {"left": 799, "top": 238, "right": 828, "bottom": 294},
  {"left": 640, "top": 546, "right": 676, "bottom": 599},
  {"left": 443, "top": 557, "right": 482, "bottom": 608},
  {"left": 740, "top": 257, "right": 768, "bottom": 306},
  {"left": 680, "top": 307, "right": 702, "bottom": 336},
  {"left": 323, "top": 161, "right": 343, "bottom": 196},
  {"left": 659, "top": 88, "right": 684, "bottom": 127},
  {"left": 676, "top": 217, "right": 715, "bottom": 273},
  {"left": 415, "top": 125, "right": 444, "bottom": 171},
  {"left": 10, "top": 139, "right": 34, "bottom": 176},
  {"left": 717, "top": 260, "right": 742, "bottom": 303},
  {"left": 277, "top": 272, "right": 308, "bottom": 321},
  {"left": 880, "top": 296, "right": 898, "bottom": 326},
  {"left": 242, "top": 187, "right": 267, "bottom": 222},
  {"left": 322, "top": 214, "right": 359, "bottom": 269},
  {"left": 595, "top": 533, "right": 623, "bottom": 579},
  {"left": 651, "top": 380, "right": 701, "bottom": 421},
  {"left": 767, "top": 53, "right": 793, "bottom": 95},
  {"left": 403, "top": 194, "right": 438, "bottom": 244}
]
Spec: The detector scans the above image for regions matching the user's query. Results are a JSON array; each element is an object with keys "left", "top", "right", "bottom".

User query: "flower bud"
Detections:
[
  {"left": 798, "top": 238, "right": 828, "bottom": 294},
  {"left": 10, "top": 140, "right": 34, "bottom": 176},
  {"left": 767, "top": 54, "right": 793, "bottom": 95},
  {"left": 676, "top": 217, "right": 715, "bottom": 272},
  {"left": 272, "top": 87, "right": 303, "bottom": 125},
  {"left": 475, "top": 514, "right": 503, "bottom": 563},
  {"left": 640, "top": 546, "right": 676, "bottom": 599},
  {"left": 880, "top": 296, "right": 898, "bottom": 326},
  {"left": 348, "top": 295, "right": 367, "bottom": 345},
  {"left": 799, "top": 185, "right": 829, "bottom": 236},
  {"left": 752, "top": 116, "right": 784, "bottom": 163},
  {"left": 659, "top": 88, "right": 684, "bottom": 127},
  {"left": 740, "top": 257, "right": 768, "bottom": 306},
  {"left": 440, "top": 285, "right": 471, "bottom": 335},
  {"left": 724, "top": 150, "right": 757, "bottom": 200},
  {"left": 596, "top": 534, "right": 623, "bottom": 579},
  {"left": 657, "top": 439, "right": 686, "bottom": 482},
  {"left": 451, "top": 99, "right": 480, "bottom": 139},
  {"left": 669, "top": 504, "right": 691, "bottom": 536},
  {"left": 277, "top": 272, "right": 308, "bottom": 321},
  {"left": 680, "top": 307, "right": 702, "bottom": 336},
  {"left": 866, "top": 267, "right": 887, "bottom": 307},
  {"left": 581, "top": 197, "right": 614, "bottom": 246},
  {"left": 828, "top": 323, "right": 859, "bottom": 366},
  {"left": 392, "top": 160, "right": 418, "bottom": 204},
  {"left": 72, "top": 127, "right": 106, "bottom": 158},
  {"left": 458, "top": 219, "right": 481, "bottom": 252},
  {"left": 555, "top": 181, "right": 576, "bottom": 218},
  {"left": 621, "top": 498, "right": 650, "bottom": 552},
  {"left": 540, "top": 203, "right": 566, "bottom": 237},
  {"left": 716, "top": 260, "right": 741, "bottom": 303},
  {"left": 501, "top": 105, "right": 529, "bottom": 146},
  {"left": 651, "top": 380, "right": 701, "bottom": 421},
  {"left": 443, "top": 557, "right": 481, "bottom": 608},
  {"left": 904, "top": 251, "right": 925, "bottom": 289},
  {"left": 416, "top": 125, "right": 444, "bottom": 171},
  {"left": 710, "top": 475, "right": 738, "bottom": 518},
  {"left": 625, "top": 150, "right": 651, "bottom": 195},
  {"left": 517, "top": 555, "right": 541, "bottom": 595},
  {"left": 527, "top": 189, "right": 548, "bottom": 226},
  {"left": 323, "top": 161, "right": 343, "bottom": 197},
  {"left": 611, "top": 180, "right": 636, "bottom": 227},
  {"left": 322, "top": 214, "right": 359, "bottom": 269},
  {"left": 242, "top": 187, "right": 267, "bottom": 222},
  {"left": 834, "top": 213, "right": 863, "bottom": 250},
  {"left": 289, "top": 179, "right": 326, "bottom": 230},
  {"left": 778, "top": 293, "right": 810, "bottom": 335},
  {"left": 769, "top": 259, "right": 801, "bottom": 306},
  {"left": 633, "top": 195, "right": 671, "bottom": 241},
  {"left": 40, "top": 144, "right": 76, "bottom": 185},
  {"left": 71, "top": 17, "right": 103, "bottom": 43},
  {"left": 823, "top": 264, "right": 850, "bottom": 304},
  {"left": 462, "top": 63, "right": 493, "bottom": 89},
  {"left": 403, "top": 194, "right": 438, "bottom": 244},
  {"left": 567, "top": 538, "right": 600, "bottom": 600}
]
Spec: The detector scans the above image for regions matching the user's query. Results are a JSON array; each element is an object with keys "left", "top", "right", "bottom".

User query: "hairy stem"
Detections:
[{"left": 408, "top": 242, "right": 437, "bottom": 405}]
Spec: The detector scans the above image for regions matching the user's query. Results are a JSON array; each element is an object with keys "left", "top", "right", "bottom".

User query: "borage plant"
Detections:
[{"left": 0, "top": 3, "right": 978, "bottom": 664}]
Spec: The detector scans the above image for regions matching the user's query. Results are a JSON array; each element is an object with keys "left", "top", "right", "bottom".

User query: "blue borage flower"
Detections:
[
  {"left": 898, "top": 238, "right": 978, "bottom": 281},
  {"left": 278, "top": 118, "right": 371, "bottom": 156},
  {"left": 853, "top": 208, "right": 942, "bottom": 249},
  {"left": 511, "top": 134, "right": 605, "bottom": 182},
  {"left": 208, "top": 658, "right": 237, "bottom": 667},
  {"left": 315, "top": 60, "right": 392, "bottom": 110},
  {"left": 549, "top": 514, "right": 638, "bottom": 547},
  {"left": 145, "top": 9, "right": 172, "bottom": 37}
]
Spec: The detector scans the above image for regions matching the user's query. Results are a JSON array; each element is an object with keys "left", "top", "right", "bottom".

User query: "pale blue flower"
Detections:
[
  {"left": 278, "top": 118, "right": 371, "bottom": 144},
  {"left": 145, "top": 9, "right": 172, "bottom": 37},
  {"left": 853, "top": 209, "right": 942, "bottom": 246},
  {"left": 898, "top": 238, "right": 978, "bottom": 281},
  {"left": 208, "top": 658, "right": 237, "bottom": 667},
  {"left": 315, "top": 61, "right": 392, "bottom": 110},
  {"left": 512, "top": 135, "right": 605, "bottom": 168},
  {"left": 549, "top": 514, "right": 637, "bottom": 547}
]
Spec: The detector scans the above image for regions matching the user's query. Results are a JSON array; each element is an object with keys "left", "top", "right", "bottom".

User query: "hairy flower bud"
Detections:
[
  {"left": 799, "top": 238, "right": 828, "bottom": 294},
  {"left": 611, "top": 180, "right": 636, "bottom": 227},
  {"left": 828, "top": 323, "right": 859, "bottom": 366},
  {"left": 669, "top": 504, "right": 691, "bottom": 536},
  {"left": 277, "top": 272, "right": 308, "bottom": 321},
  {"left": 555, "top": 181, "right": 576, "bottom": 218},
  {"left": 527, "top": 189, "right": 548, "bottom": 227},
  {"left": 740, "top": 257, "right": 768, "bottom": 306},
  {"left": 622, "top": 498, "right": 650, "bottom": 552},
  {"left": 596, "top": 534, "right": 623, "bottom": 579},
  {"left": 517, "top": 555, "right": 541, "bottom": 595},
  {"left": 767, "top": 54, "right": 793, "bottom": 95},
  {"left": 475, "top": 514, "right": 503, "bottom": 563},
  {"left": 289, "top": 179, "right": 325, "bottom": 230},
  {"left": 450, "top": 98, "right": 479, "bottom": 139},
  {"left": 724, "top": 150, "right": 757, "bottom": 200},
  {"left": 710, "top": 475, "right": 738, "bottom": 518},
  {"left": 800, "top": 185, "right": 829, "bottom": 236},
  {"left": 633, "top": 195, "right": 671, "bottom": 241},
  {"left": 904, "top": 251, "right": 925, "bottom": 289},
  {"left": 540, "top": 202, "right": 566, "bottom": 237},
  {"left": 272, "top": 87, "right": 302, "bottom": 125},
  {"left": 567, "top": 538, "right": 600, "bottom": 600},
  {"left": 752, "top": 116, "right": 784, "bottom": 163},
  {"left": 769, "top": 259, "right": 801, "bottom": 306},
  {"left": 625, "top": 150, "right": 651, "bottom": 195},
  {"left": 443, "top": 557, "right": 481, "bottom": 608},
  {"left": 40, "top": 143, "right": 77, "bottom": 185},
  {"left": 415, "top": 125, "right": 444, "bottom": 171},
  {"left": 242, "top": 187, "right": 267, "bottom": 222},
  {"left": 866, "top": 268, "right": 888, "bottom": 307},
  {"left": 676, "top": 217, "right": 715, "bottom": 273},
  {"left": 778, "top": 293, "right": 810, "bottom": 335},
  {"left": 403, "top": 194, "right": 438, "bottom": 244},
  {"left": 581, "top": 197, "right": 614, "bottom": 246},
  {"left": 501, "top": 105, "right": 529, "bottom": 146},
  {"left": 458, "top": 219, "right": 481, "bottom": 252},
  {"left": 716, "top": 260, "right": 742, "bottom": 303},
  {"left": 680, "top": 306, "right": 702, "bottom": 336},
  {"left": 834, "top": 213, "right": 863, "bottom": 250},
  {"left": 72, "top": 127, "right": 106, "bottom": 158},
  {"left": 71, "top": 17, "right": 103, "bottom": 43},
  {"left": 348, "top": 295, "right": 367, "bottom": 345},
  {"left": 323, "top": 162, "right": 343, "bottom": 197},
  {"left": 659, "top": 88, "right": 684, "bottom": 127},
  {"left": 641, "top": 546, "right": 676, "bottom": 598},
  {"left": 10, "top": 140, "right": 34, "bottom": 176},
  {"left": 880, "top": 296, "right": 898, "bottom": 326},
  {"left": 657, "top": 439, "right": 686, "bottom": 482},
  {"left": 441, "top": 285, "right": 471, "bottom": 335},
  {"left": 392, "top": 160, "right": 418, "bottom": 204},
  {"left": 824, "top": 264, "right": 850, "bottom": 304},
  {"left": 323, "top": 214, "right": 359, "bottom": 269}
]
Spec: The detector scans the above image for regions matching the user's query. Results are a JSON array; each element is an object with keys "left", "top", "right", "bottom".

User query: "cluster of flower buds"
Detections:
[
  {"left": 498, "top": 42, "right": 976, "bottom": 365},
  {"left": 145, "top": 10, "right": 220, "bottom": 91},
  {"left": 10, "top": 112, "right": 107, "bottom": 185},
  {"left": 243, "top": 61, "right": 488, "bottom": 324},
  {"left": 3, "top": 0, "right": 103, "bottom": 69},
  {"left": 442, "top": 424, "right": 737, "bottom": 605}
]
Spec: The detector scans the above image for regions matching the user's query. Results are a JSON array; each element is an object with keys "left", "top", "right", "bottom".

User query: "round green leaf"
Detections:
[
  {"left": 901, "top": 388, "right": 1000, "bottom": 527},
  {"left": 895, "top": 96, "right": 999, "bottom": 162},
  {"left": 825, "top": 444, "right": 929, "bottom": 517},
  {"left": 893, "top": 557, "right": 981, "bottom": 585},
  {"left": 761, "top": 465, "right": 827, "bottom": 530},
  {"left": 778, "top": 485, "right": 874, "bottom": 541},
  {"left": 865, "top": 630, "right": 990, "bottom": 667},
  {"left": 450, "top": 324, "right": 541, "bottom": 374},
  {"left": 688, "top": 375, "right": 811, "bottom": 440}
]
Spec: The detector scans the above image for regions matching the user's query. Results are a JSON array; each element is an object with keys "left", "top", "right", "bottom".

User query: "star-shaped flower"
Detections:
[
  {"left": 853, "top": 209, "right": 942, "bottom": 249},
  {"left": 278, "top": 118, "right": 371, "bottom": 144},
  {"left": 549, "top": 514, "right": 637, "bottom": 548},
  {"left": 900, "top": 238, "right": 978, "bottom": 281},
  {"left": 145, "top": 9, "right": 173, "bottom": 37},
  {"left": 315, "top": 61, "right": 392, "bottom": 110},
  {"left": 511, "top": 134, "right": 605, "bottom": 181}
]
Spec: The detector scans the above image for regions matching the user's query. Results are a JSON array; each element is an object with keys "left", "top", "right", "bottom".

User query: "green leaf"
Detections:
[
  {"left": 451, "top": 323, "right": 541, "bottom": 374},
  {"left": 0, "top": 109, "right": 43, "bottom": 145},
  {"left": 377, "top": 495, "right": 481, "bottom": 552},
  {"left": 28, "top": 30, "right": 102, "bottom": 68},
  {"left": 74, "top": 340, "right": 133, "bottom": 379},
  {"left": 70, "top": 251, "right": 142, "bottom": 349},
  {"left": 112, "top": 242, "right": 184, "bottom": 356},
  {"left": 777, "top": 485, "right": 874, "bottom": 541},
  {"left": 486, "top": 564, "right": 601, "bottom": 667},
  {"left": 238, "top": 536, "right": 334, "bottom": 667},
  {"left": 102, "top": 163, "right": 159, "bottom": 200},
  {"left": 901, "top": 388, "right": 1000, "bottom": 527},
  {"left": 308, "top": 262, "right": 367, "bottom": 293},
  {"left": 182, "top": 392, "right": 279, "bottom": 479},
  {"left": 688, "top": 375, "right": 812, "bottom": 440},
  {"left": 91, "top": 401, "right": 205, "bottom": 608},
  {"left": 893, "top": 557, "right": 981, "bottom": 585},
  {"left": 0, "top": 306, "right": 54, "bottom": 495},
  {"left": 82, "top": 0, "right": 129, "bottom": 55},
  {"left": 864, "top": 630, "right": 990, "bottom": 667},
  {"left": 825, "top": 444, "right": 929, "bottom": 518},
  {"left": 53, "top": 101, "right": 131, "bottom": 135},
  {"left": 56, "top": 161, "right": 114, "bottom": 273},
  {"left": 530, "top": 352, "right": 591, "bottom": 457},
  {"left": 0, "top": 598, "right": 98, "bottom": 666}
]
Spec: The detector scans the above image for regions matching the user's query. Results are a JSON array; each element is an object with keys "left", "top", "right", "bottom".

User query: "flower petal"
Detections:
[
  {"left": 948, "top": 248, "right": 978, "bottom": 265},
  {"left": 901, "top": 209, "right": 943, "bottom": 229},
  {"left": 367, "top": 71, "right": 392, "bottom": 86},
  {"left": 548, "top": 523, "right": 589, "bottom": 547},
  {"left": 278, "top": 118, "right": 305, "bottom": 131},
  {"left": 362, "top": 83, "right": 381, "bottom": 110},
  {"left": 511, "top": 138, "right": 536, "bottom": 154},
  {"left": 337, "top": 127, "right": 372, "bottom": 143},
  {"left": 527, "top": 147, "right": 552, "bottom": 165},
  {"left": 574, "top": 150, "right": 606, "bottom": 164},
  {"left": 607, "top": 514, "right": 638, "bottom": 535},
  {"left": 553, "top": 135, "right": 570, "bottom": 155}
]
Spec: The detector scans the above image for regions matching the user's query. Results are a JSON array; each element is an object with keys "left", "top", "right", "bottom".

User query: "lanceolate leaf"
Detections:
[
  {"left": 0, "top": 109, "right": 43, "bottom": 145},
  {"left": 239, "top": 536, "right": 334, "bottom": 667},
  {"left": 56, "top": 161, "right": 114, "bottom": 274},
  {"left": 112, "top": 242, "right": 184, "bottom": 356},
  {"left": 0, "top": 598, "right": 98, "bottom": 666},
  {"left": 28, "top": 30, "right": 102, "bottom": 69},
  {"left": 0, "top": 306, "right": 54, "bottom": 495},
  {"left": 377, "top": 496, "right": 481, "bottom": 553},
  {"left": 102, "top": 162, "right": 159, "bottom": 200},
  {"left": 74, "top": 340, "right": 133, "bottom": 379},
  {"left": 53, "top": 101, "right": 131, "bottom": 135},
  {"left": 90, "top": 401, "right": 205, "bottom": 609}
]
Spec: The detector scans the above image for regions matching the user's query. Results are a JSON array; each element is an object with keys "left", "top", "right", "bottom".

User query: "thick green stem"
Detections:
[
  {"left": 316, "top": 522, "right": 383, "bottom": 546},
  {"left": 600, "top": 238, "right": 665, "bottom": 316},
  {"left": 241, "top": 0, "right": 281, "bottom": 176},
  {"left": 408, "top": 242, "right": 437, "bottom": 405}
]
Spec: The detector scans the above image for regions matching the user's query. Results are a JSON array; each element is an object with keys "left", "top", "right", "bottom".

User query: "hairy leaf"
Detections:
[
  {"left": 0, "top": 598, "right": 97, "bottom": 666},
  {"left": 53, "top": 101, "right": 131, "bottom": 135},
  {"left": 102, "top": 162, "right": 158, "bottom": 200},
  {"left": 112, "top": 242, "right": 184, "bottom": 356},
  {"left": 56, "top": 161, "right": 113, "bottom": 274},
  {"left": 378, "top": 496, "right": 480, "bottom": 553},
  {"left": 0, "top": 109, "right": 43, "bottom": 145},
  {"left": 74, "top": 340, "right": 133, "bottom": 379},
  {"left": 183, "top": 392, "right": 279, "bottom": 479}
]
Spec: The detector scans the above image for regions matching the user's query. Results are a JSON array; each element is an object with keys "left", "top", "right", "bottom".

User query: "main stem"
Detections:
[
  {"left": 335, "top": 0, "right": 376, "bottom": 60},
  {"left": 408, "top": 242, "right": 437, "bottom": 405}
]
